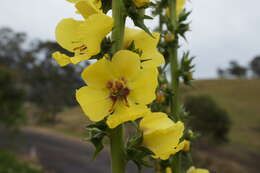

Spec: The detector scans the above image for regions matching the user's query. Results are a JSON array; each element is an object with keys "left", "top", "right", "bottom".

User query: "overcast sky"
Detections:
[{"left": 1, "top": 0, "right": 260, "bottom": 78}]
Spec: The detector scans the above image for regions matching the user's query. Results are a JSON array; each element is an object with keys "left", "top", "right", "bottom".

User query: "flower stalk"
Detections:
[
  {"left": 110, "top": 0, "right": 126, "bottom": 173},
  {"left": 111, "top": 0, "right": 126, "bottom": 53},
  {"left": 169, "top": 0, "right": 180, "bottom": 121},
  {"left": 110, "top": 125, "right": 126, "bottom": 173},
  {"left": 168, "top": 0, "right": 181, "bottom": 173}
]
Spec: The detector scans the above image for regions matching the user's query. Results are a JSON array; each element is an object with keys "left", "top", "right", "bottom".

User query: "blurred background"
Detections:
[{"left": 0, "top": 0, "right": 260, "bottom": 173}]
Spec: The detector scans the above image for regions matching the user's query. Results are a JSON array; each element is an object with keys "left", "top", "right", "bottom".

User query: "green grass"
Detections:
[{"left": 181, "top": 79, "right": 260, "bottom": 152}]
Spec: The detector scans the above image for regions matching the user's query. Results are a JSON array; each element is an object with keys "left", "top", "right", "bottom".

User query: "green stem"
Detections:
[
  {"left": 110, "top": 125, "right": 126, "bottom": 173},
  {"left": 169, "top": 0, "right": 180, "bottom": 121},
  {"left": 168, "top": 0, "right": 181, "bottom": 173},
  {"left": 111, "top": 0, "right": 126, "bottom": 53},
  {"left": 169, "top": 45, "right": 180, "bottom": 120},
  {"left": 110, "top": 0, "right": 126, "bottom": 173},
  {"left": 171, "top": 153, "right": 181, "bottom": 173}
]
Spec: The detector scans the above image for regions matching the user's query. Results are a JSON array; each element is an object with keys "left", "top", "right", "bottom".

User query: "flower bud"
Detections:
[
  {"left": 183, "top": 140, "right": 191, "bottom": 151},
  {"left": 165, "top": 33, "right": 175, "bottom": 42},
  {"left": 156, "top": 91, "right": 166, "bottom": 103},
  {"left": 133, "top": 0, "right": 149, "bottom": 8},
  {"left": 160, "top": 84, "right": 169, "bottom": 91}
]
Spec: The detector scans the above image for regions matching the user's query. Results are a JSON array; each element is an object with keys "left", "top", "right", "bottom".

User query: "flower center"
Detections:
[{"left": 106, "top": 78, "right": 130, "bottom": 112}]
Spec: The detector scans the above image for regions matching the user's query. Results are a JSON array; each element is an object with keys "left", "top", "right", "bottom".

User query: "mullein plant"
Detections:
[{"left": 52, "top": 0, "right": 210, "bottom": 173}]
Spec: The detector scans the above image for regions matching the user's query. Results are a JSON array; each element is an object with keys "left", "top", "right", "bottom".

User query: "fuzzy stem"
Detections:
[
  {"left": 168, "top": 0, "right": 181, "bottom": 173},
  {"left": 110, "top": 0, "right": 126, "bottom": 173}
]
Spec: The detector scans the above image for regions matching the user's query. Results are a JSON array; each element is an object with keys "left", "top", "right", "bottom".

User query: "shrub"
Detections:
[
  {"left": 0, "top": 152, "right": 42, "bottom": 173},
  {"left": 185, "top": 95, "right": 231, "bottom": 143},
  {"left": 0, "top": 67, "right": 25, "bottom": 129}
]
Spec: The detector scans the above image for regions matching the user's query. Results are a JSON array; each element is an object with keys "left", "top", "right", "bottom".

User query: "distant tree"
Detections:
[
  {"left": 250, "top": 56, "right": 260, "bottom": 77},
  {"left": 26, "top": 41, "right": 85, "bottom": 123},
  {"left": 0, "top": 67, "right": 25, "bottom": 129},
  {"left": 185, "top": 95, "right": 231, "bottom": 143},
  {"left": 0, "top": 27, "right": 27, "bottom": 68},
  {"left": 0, "top": 27, "right": 86, "bottom": 123},
  {"left": 228, "top": 61, "right": 247, "bottom": 78},
  {"left": 217, "top": 68, "right": 226, "bottom": 78}
]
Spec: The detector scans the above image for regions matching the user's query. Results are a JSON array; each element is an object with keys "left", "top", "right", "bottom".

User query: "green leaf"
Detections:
[
  {"left": 125, "top": 0, "right": 154, "bottom": 37},
  {"left": 85, "top": 120, "right": 109, "bottom": 159},
  {"left": 126, "top": 129, "right": 154, "bottom": 171},
  {"left": 179, "top": 52, "right": 195, "bottom": 86}
]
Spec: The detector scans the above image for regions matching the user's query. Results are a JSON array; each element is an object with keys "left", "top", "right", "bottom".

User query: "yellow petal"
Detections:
[
  {"left": 52, "top": 51, "right": 71, "bottom": 67},
  {"left": 81, "top": 58, "right": 115, "bottom": 88},
  {"left": 124, "top": 28, "right": 164, "bottom": 68},
  {"left": 67, "top": 0, "right": 101, "bottom": 8},
  {"left": 75, "top": 0, "right": 102, "bottom": 19},
  {"left": 111, "top": 50, "right": 141, "bottom": 81},
  {"left": 52, "top": 51, "right": 92, "bottom": 66},
  {"left": 157, "top": 140, "right": 187, "bottom": 160},
  {"left": 69, "top": 54, "right": 92, "bottom": 64},
  {"left": 177, "top": 0, "right": 186, "bottom": 16},
  {"left": 55, "top": 18, "right": 83, "bottom": 53},
  {"left": 107, "top": 101, "right": 149, "bottom": 128},
  {"left": 78, "top": 13, "right": 113, "bottom": 58},
  {"left": 67, "top": 0, "right": 80, "bottom": 3},
  {"left": 76, "top": 86, "right": 111, "bottom": 122},
  {"left": 141, "top": 50, "right": 165, "bottom": 69},
  {"left": 187, "top": 166, "right": 210, "bottom": 173},
  {"left": 140, "top": 112, "right": 174, "bottom": 133},
  {"left": 124, "top": 28, "right": 158, "bottom": 52},
  {"left": 128, "top": 68, "right": 158, "bottom": 105},
  {"left": 140, "top": 112, "right": 184, "bottom": 160}
]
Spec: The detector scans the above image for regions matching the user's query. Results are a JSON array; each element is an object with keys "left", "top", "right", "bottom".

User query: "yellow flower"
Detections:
[
  {"left": 124, "top": 28, "right": 164, "bottom": 68},
  {"left": 187, "top": 166, "right": 210, "bottom": 173},
  {"left": 52, "top": 14, "right": 113, "bottom": 66},
  {"left": 76, "top": 50, "right": 158, "bottom": 128},
  {"left": 140, "top": 112, "right": 185, "bottom": 160},
  {"left": 132, "top": 0, "right": 149, "bottom": 8},
  {"left": 166, "top": 0, "right": 186, "bottom": 17}
]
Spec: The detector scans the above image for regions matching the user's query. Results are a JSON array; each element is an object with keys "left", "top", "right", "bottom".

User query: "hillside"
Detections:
[{"left": 181, "top": 79, "right": 260, "bottom": 152}]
